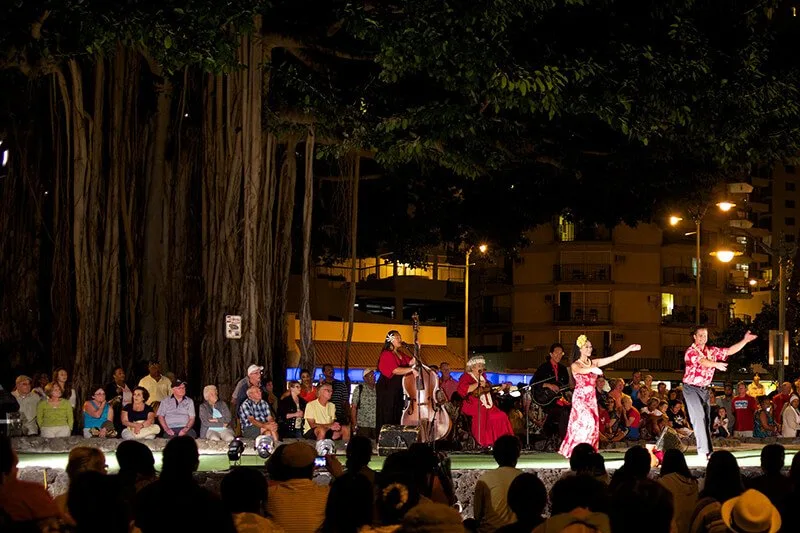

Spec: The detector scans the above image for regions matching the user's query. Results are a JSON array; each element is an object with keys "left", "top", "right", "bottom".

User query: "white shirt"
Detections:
[
  {"left": 137, "top": 375, "right": 172, "bottom": 405},
  {"left": 781, "top": 404, "right": 800, "bottom": 437},
  {"left": 12, "top": 391, "right": 40, "bottom": 435},
  {"left": 473, "top": 466, "right": 521, "bottom": 533}
]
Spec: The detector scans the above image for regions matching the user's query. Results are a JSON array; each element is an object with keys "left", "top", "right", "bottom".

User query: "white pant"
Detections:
[
  {"left": 205, "top": 428, "right": 236, "bottom": 442},
  {"left": 735, "top": 430, "right": 753, "bottom": 438},
  {"left": 121, "top": 425, "right": 161, "bottom": 440},
  {"left": 40, "top": 426, "right": 71, "bottom": 438}
]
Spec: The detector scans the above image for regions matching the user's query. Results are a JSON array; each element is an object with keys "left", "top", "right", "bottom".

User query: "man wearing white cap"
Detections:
[
  {"left": 232, "top": 364, "right": 267, "bottom": 416},
  {"left": 351, "top": 369, "right": 377, "bottom": 439}
]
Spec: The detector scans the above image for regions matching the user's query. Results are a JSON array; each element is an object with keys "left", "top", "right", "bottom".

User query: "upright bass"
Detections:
[{"left": 401, "top": 313, "right": 452, "bottom": 441}]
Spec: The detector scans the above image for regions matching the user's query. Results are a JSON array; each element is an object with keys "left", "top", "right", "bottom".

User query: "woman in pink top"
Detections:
[{"left": 376, "top": 330, "right": 416, "bottom": 430}]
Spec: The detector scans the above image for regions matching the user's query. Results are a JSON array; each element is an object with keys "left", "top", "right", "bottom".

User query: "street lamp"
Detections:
[
  {"left": 668, "top": 202, "right": 734, "bottom": 326},
  {"left": 712, "top": 231, "right": 795, "bottom": 384},
  {"left": 464, "top": 243, "right": 488, "bottom": 363}
]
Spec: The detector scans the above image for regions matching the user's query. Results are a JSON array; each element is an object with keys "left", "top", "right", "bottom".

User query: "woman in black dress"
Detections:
[{"left": 277, "top": 380, "right": 307, "bottom": 439}]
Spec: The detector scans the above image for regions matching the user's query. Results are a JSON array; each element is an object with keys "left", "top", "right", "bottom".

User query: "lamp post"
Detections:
[
  {"left": 464, "top": 244, "right": 488, "bottom": 363},
  {"left": 713, "top": 232, "right": 792, "bottom": 384},
  {"left": 670, "top": 201, "right": 735, "bottom": 326}
]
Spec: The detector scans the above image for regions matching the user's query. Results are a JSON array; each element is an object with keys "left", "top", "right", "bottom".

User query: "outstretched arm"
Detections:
[
  {"left": 726, "top": 331, "right": 757, "bottom": 356},
  {"left": 593, "top": 344, "right": 641, "bottom": 368}
]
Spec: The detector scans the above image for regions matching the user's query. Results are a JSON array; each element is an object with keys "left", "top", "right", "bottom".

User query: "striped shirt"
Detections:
[{"left": 267, "top": 479, "right": 329, "bottom": 533}]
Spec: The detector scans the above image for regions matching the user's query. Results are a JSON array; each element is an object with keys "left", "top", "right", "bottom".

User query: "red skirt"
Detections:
[{"left": 461, "top": 397, "right": 513, "bottom": 448}]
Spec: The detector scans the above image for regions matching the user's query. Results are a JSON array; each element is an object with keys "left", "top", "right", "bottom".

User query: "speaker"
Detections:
[{"left": 377, "top": 425, "right": 421, "bottom": 456}]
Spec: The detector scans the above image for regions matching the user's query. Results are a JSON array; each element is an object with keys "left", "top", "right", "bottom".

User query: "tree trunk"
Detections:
[
  {"left": 299, "top": 128, "right": 316, "bottom": 372},
  {"left": 343, "top": 154, "right": 360, "bottom": 392}
]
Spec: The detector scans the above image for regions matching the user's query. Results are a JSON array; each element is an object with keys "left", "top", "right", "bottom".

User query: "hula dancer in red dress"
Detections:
[
  {"left": 559, "top": 335, "right": 641, "bottom": 458},
  {"left": 456, "top": 355, "right": 513, "bottom": 448}
]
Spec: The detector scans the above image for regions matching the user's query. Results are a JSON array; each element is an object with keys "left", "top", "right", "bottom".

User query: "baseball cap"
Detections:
[
  {"left": 282, "top": 442, "right": 316, "bottom": 468},
  {"left": 247, "top": 364, "right": 264, "bottom": 375},
  {"left": 172, "top": 379, "right": 187, "bottom": 388}
]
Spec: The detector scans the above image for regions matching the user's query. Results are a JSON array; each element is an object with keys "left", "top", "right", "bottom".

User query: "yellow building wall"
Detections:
[
  {"left": 613, "top": 252, "right": 660, "bottom": 285},
  {"left": 514, "top": 250, "right": 557, "bottom": 285},
  {"left": 732, "top": 292, "right": 771, "bottom": 320},
  {"left": 613, "top": 290, "right": 661, "bottom": 324}
]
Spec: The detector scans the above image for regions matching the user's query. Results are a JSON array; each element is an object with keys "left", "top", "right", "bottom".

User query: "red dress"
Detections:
[
  {"left": 559, "top": 372, "right": 599, "bottom": 458},
  {"left": 456, "top": 373, "right": 513, "bottom": 448}
]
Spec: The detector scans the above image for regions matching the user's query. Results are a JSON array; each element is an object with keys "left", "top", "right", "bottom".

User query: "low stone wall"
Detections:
[{"left": 17, "top": 463, "right": 768, "bottom": 519}]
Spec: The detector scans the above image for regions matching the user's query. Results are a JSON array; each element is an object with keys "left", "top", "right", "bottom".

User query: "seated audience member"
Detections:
[
  {"left": 37, "top": 383, "right": 73, "bottom": 438},
  {"left": 600, "top": 397, "right": 627, "bottom": 443},
  {"left": 781, "top": 394, "right": 800, "bottom": 437},
  {"left": 566, "top": 443, "right": 596, "bottom": 477},
  {"left": 610, "top": 479, "right": 674, "bottom": 533},
  {"left": 720, "top": 489, "right": 781, "bottom": 533},
  {"left": 401, "top": 503, "right": 464, "bottom": 533},
  {"left": 303, "top": 383, "right": 350, "bottom": 443},
  {"left": 67, "top": 471, "right": 130, "bottom": 533},
  {"left": 135, "top": 436, "right": 235, "bottom": 533},
  {"left": 533, "top": 475, "right": 609, "bottom": 533},
  {"left": 408, "top": 444, "right": 457, "bottom": 506},
  {"left": 221, "top": 467, "right": 286, "bottom": 533},
  {"left": 320, "top": 472, "right": 374, "bottom": 533},
  {"left": 373, "top": 474, "right": 421, "bottom": 530},
  {"left": 105, "top": 366, "right": 132, "bottom": 435},
  {"left": 622, "top": 396, "right": 641, "bottom": 440},
  {"left": 137, "top": 360, "right": 171, "bottom": 409},
  {"left": 753, "top": 396, "right": 778, "bottom": 438},
  {"left": 746, "top": 444, "right": 792, "bottom": 514},
  {"left": 658, "top": 449, "right": 697, "bottom": 533},
  {"left": 238, "top": 385, "right": 280, "bottom": 441},
  {"left": 0, "top": 435, "right": 61, "bottom": 522},
  {"left": 277, "top": 380, "right": 307, "bottom": 439},
  {"left": 609, "top": 445, "right": 652, "bottom": 492},
  {"left": 712, "top": 407, "right": 731, "bottom": 438},
  {"left": 12, "top": 375, "right": 40, "bottom": 435},
  {"left": 641, "top": 397, "right": 667, "bottom": 439},
  {"left": 667, "top": 401, "right": 693, "bottom": 437},
  {"left": 199, "top": 385, "right": 235, "bottom": 442},
  {"left": 267, "top": 442, "right": 330, "bottom": 533},
  {"left": 156, "top": 379, "right": 196, "bottom": 438},
  {"left": 473, "top": 435, "right": 522, "bottom": 533},
  {"left": 121, "top": 387, "right": 160, "bottom": 440},
  {"left": 344, "top": 435, "right": 375, "bottom": 483},
  {"left": 82, "top": 386, "right": 117, "bottom": 438},
  {"left": 54, "top": 446, "right": 108, "bottom": 524},
  {"left": 495, "top": 473, "right": 547, "bottom": 533},
  {"left": 116, "top": 440, "right": 157, "bottom": 521},
  {"left": 689, "top": 451, "right": 745, "bottom": 533}
]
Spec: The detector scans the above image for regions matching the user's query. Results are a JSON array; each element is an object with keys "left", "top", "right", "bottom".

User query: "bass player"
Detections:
[{"left": 531, "top": 343, "right": 572, "bottom": 446}]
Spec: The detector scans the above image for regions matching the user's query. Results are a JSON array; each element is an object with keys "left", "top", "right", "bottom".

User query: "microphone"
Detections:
[{"left": 401, "top": 341, "right": 415, "bottom": 349}]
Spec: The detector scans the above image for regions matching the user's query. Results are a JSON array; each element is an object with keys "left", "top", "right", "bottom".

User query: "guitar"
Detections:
[{"left": 532, "top": 385, "right": 572, "bottom": 407}]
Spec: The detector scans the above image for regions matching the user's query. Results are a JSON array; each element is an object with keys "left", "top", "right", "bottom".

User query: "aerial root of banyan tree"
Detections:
[{"left": 2, "top": 26, "right": 326, "bottom": 399}]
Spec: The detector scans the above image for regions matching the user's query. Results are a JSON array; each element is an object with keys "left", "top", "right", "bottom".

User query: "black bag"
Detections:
[{"left": 377, "top": 424, "right": 421, "bottom": 456}]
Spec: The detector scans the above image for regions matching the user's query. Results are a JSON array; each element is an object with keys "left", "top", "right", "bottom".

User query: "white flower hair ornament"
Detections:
[{"left": 386, "top": 333, "right": 395, "bottom": 343}]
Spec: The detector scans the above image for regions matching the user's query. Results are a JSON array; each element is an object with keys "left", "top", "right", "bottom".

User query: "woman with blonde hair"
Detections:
[
  {"left": 199, "top": 384, "right": 235, "bottom": 441},
  {"left": 37, "top": 383, "right": 73, "bottom": 438},
  {"left": 54, "top": 446, "right": 107, "bottom": 524}
]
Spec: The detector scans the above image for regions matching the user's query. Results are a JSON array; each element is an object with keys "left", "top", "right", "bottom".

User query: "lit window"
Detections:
[
  {"left": 661, "top": 293, "right": 674, "bottom": 317},
  {"left": 558, "top": 216, "right": 575, "bottom": 242}
]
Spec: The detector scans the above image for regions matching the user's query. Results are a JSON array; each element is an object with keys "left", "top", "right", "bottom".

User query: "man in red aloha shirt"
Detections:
[{"left": 682, "top": 327, "right": 756, "bottom": 460}]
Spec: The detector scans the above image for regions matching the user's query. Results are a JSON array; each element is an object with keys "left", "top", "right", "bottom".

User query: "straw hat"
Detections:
[{"left": 720, "top": 489, "right": 781, "bottom": 533}]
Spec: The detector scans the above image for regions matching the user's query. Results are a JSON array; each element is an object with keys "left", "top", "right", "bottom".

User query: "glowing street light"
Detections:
[
  {"left": 710, "top": 249, "right": 742, "bottom": 263},
  {"left": 716, "top": 201, "right": 736, "bottom": 212},
  {"left": 669, "top": 216, "right": 683, "bottom": 226},
  {"left": 465, "top": 243, "right": 489, "bottom": 362},
  {"left": 748, "top": 278, "right": 758, "bottom": 287}
]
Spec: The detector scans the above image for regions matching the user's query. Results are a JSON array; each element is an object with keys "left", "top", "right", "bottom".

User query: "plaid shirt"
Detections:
[
  {"left": 682, "top": 344, "right": 729, "bottom": 388},
  {"left": 238, "top": 398, "right": 271, "bottom": 429}
]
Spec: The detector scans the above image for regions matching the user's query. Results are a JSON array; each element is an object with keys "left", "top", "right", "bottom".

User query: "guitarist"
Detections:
[{"left": 532, "top": 343, "right": 572, "bottom": 444}]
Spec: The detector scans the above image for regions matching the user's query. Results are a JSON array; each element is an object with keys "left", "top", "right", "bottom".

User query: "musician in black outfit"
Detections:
[{"left": 531, "top": 343, "right": 572, "bottom": 443}]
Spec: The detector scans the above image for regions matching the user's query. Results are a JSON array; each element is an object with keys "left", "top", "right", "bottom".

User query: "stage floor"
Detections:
[{"left": 16, "top": 448, "right": 795, "bottom": 473}]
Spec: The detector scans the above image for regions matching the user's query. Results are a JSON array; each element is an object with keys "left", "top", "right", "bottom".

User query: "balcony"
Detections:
[
  {"left": 553, "top": 304, "right": 612, "bottom": 324},
  {"left": 556, "top": 222, "right": 611, "bottom": 242},
  {"left": 479, "top": 306, "right": 512, "bottom": 326},
  {"left": 725, "top": 283, "right": 752, "bottom": 297},
  {"left": 662, "top": 306, "right": 717, "bottom": 327},
  {"left": 662, "top": 267, "right": 717, "bottom": 287},
  {"left": 553, "top": 264, "right": 612, "bottom": 283}
]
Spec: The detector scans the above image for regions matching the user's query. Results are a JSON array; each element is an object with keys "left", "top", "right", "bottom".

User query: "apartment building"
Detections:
[{"left": 510, "top": 216, "right": 741, "bottom": 373}]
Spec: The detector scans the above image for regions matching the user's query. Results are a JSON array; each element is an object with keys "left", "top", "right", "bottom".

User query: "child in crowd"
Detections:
[{"left": 712, "top": 407, "right": 730, "bottom": 438}]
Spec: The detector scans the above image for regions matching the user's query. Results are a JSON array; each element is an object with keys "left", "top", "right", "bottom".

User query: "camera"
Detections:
[{"left": 314, "top": 456, "right": 327, "bottom": 468}]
